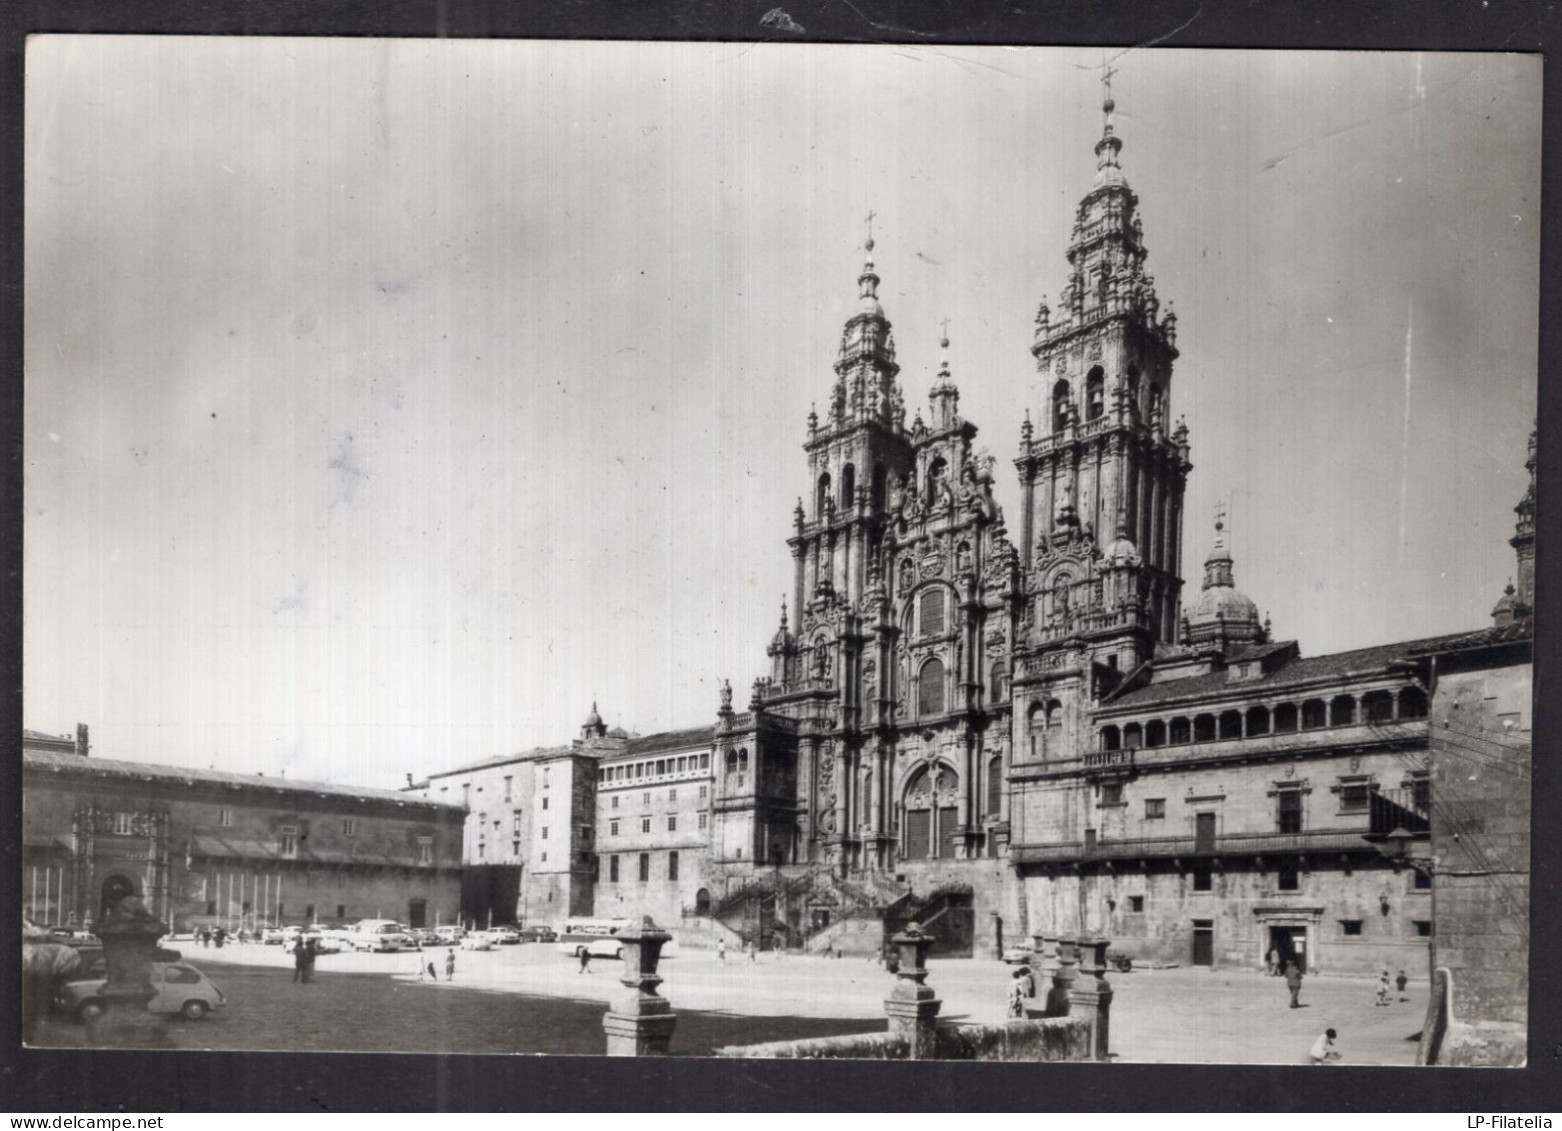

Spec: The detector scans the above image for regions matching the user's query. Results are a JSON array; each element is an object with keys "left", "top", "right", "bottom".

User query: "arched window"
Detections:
[
  {"left": 1149, "top": 382, "right": 1163, "bottom": 421},
  {"left": 694, "top": 888, "right": 711, "bottom": 916},
  {"left": 1273, "top": 703, "right": 1299, "bottom": 733},
  {"left": 726, "top": 750, "right": 739, "bottom": 773},
  {"left": 986, "top": 755, "right": 1002, "bottom": 818},
  {"left": 1101, "top": 726, "right": 1121, "bottom": 752},
  {"left": 1125, "top": 366, "right": 1141, "bottom": 411},
  {"left": 1246, "top": 705, "right": 1271, "bottom": 736},
  {"left": 1398, "top": 687, "right": 1429, "bottom": 719},
  {"left": 871, "top": 463, "right": 886, "bottom": 512},
  {"left": 1123, "top": 722, "right": 1143, "bottom": 748},
  {"left": 1145, "top": 719, "right": 1167, "bottom": 747},
  {"left": 1362, "top": 690, "right": 1395, "bottom": 723},
  {"left": 816, "top": 472, "right": 831, "bottom": 518},
  {"left": 989, "top": 662, "right": 1007, "bottom": 703},
  {"left": 920, "top": 589, "right": 945, "bottom": 637},
  {"left": 1169, "top": 716, "right": 1191, "bottom": 745},
  {"left": 918, "top": 658, "right": 946, "bottom": 717},
  {"left": 738, "top": 748, "right": 750, "bottom": 772},
  {"left": 1193, "top": 714, "right": 1216, "bottom": 742},
  {"left": 1027, "top": 703, "right": 1046, "bottom": 759},
  {"left": 1052, "top": 379, "right": 1071, "bottom": 432},
  {"left": 1045, "top": 699, "right": 1063, "bottom": 729},
  {"left": 1218, "top": 710, "right": 1243, "bottom": 740},
  {"left": 1330, "top": 696, "right": 1356, "bottom": 727},
  {"left": 1301, "top": 699, "right": 1327, "bottom": 730},
  {"left": 926, "top": 456, "right": 948, "bottom": 503},
  {"left": 841, "top": 463, "right": 856, "bottom": 510},
  {"left": 1086, "top": 366, "right": 1105, "bottom": 420}
]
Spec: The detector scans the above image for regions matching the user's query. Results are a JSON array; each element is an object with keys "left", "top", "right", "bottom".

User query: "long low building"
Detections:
[{"left": 22, "top": 734, "right": 465, "bottom": 933}]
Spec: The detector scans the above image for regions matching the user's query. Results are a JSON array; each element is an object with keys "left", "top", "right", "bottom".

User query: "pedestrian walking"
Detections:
[
  {"left": 1396, "top": 969, "right": 1409, "bottom": 1001},
  {"left": 1020, "top": 964, "right": 1037, "bottom": 999},
  {"left": 1375, "top": 971, "right": 1391, "bottom": 1007},
  {"left": 214, "top": 927, "right": 226, "bottom": 949},
  {"left": 445, "top": 948, "right": 456, "bottom": 982},
  {"left": 748, "top": 942, "right": 757, "bottom": 963},
  {"left": 716, "top": 940, "right": 726, "bottom": 962},
  {"left": 1266, "top": 948, "right": 1280, "bottom": 977},
  {"left": 1285, "top": 961, "right": 1303, "bottom": 1008},
  {"left": 303, "top": 938, "right": 318, "bottom": 983},
  {"left": 578, "top": 948, "right": 592, "bottom": 974},
  {"left": 1309, "top": 1028, "right": 1343, "bottom": 1065},
  {"left": 199, "top": 928, "right": 210, "bottom": 948},
  {"left": 1006, "top": 970, "right": 1026, "bottom": 1019}
]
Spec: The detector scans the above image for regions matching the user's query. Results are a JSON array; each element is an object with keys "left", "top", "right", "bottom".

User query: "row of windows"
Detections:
[
  {"left": 1098, "top": 688, "right": 1430, "bottom": 752},
  {"left": 608, "top": 785, "right": 709, "bottom": 808},
  {"left": 815, "top": 462, "right": 891, "bottom": 519},
  {"left": 600, "top": 753, "right": 711, "bottom": 784},
  {"left": 605, "top": 851, "right": 681, "bottom": 883},
  {"left": 1171, "top": 861, "right": 1430, "bottom": 895},
  {"left": 608, "top": 812, "right": 708, "bottom": 837},
  {"left": 1051, "top": 366, "right": 1162, "bottom": 432}
]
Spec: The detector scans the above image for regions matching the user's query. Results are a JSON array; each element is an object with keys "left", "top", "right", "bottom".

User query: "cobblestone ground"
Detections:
[{"left": 33, "top": 941, "right": 1430, "bottom": 1064}]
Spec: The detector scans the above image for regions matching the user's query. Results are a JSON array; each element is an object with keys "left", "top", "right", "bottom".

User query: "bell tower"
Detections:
[{"left": 1016, "top": 71, "right": 1191, "bottom": 646}]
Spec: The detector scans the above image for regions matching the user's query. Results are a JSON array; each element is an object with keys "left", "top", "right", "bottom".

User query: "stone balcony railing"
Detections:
[
  {"left": 1077, "top": 719, "right": 1428, "bottom": 773},
  {"left": 1011, "top": 826, "right": 1377, "bottom": 865}
]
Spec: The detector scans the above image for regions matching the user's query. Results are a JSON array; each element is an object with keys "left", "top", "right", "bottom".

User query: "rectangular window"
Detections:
[
  {"left": 700, "top": 753, "right": 710, "bottom": 770},
  {"left": 1195, "top": 812, "right": 1217, "bottom": 853},
  {"left": 1128, "top": 895, "right": 1145, "bottom": 913},
  {"left": 1338, "top": 779, "right": 1371, "bottom": 812},
  {"left": 219, "top": 808, "right": 233, "bottom": 828},
  {"left": 512, "top": 840, "right": 520, "bottom": 856},
  {"left": 541, "top": 851, "right": 547, "bottom": 862},
  {"left": 610, "top": 820, "right": 619, "bottom": 837},
  {"left": 609, "top": 855, "right": 619, "bottom": 883},
  {"left": 206, "top": 900, "right": 217, "bottom": 916},
  {"left": 542, "top": 796, "right": 549, "bottom": 810},
  {"left": 280, "top": 825, "right": 299, "bottom": 856},
  {"left": 1413, "top": 920, "right": 1432, "bottom": 938},
  {"left": 541, "top": 827, "right": 548, "bottom": 840},
  {"left": 641, "top": 817, "right": 651, "bottom": 834},
  {"left": 1410, "top": 774, "right": 1431, "bottom": 814},
  {"left": 513, "top": 813, "right": 522, "bottom": 833},
  {"left": 113, "top": 812, "right": 133, "bottom": 835},
  {"left": 342, "top": 818, "right": 356, "bottom": 836},
  {"left": 1412, "top": 868, "right": 1431, "bottom": 891},
  {"left": 612, "top": 796, "right": 619, "bottom": 809},
  {"left": 698, "top": 812, "right": 708, "bottom": 830},
  {"left": 336, "top": 904, "right": 345, "bottom": 919},
  {"left": 504, "top": 776, "right": 513, "bottom": 801},
  {"left": 668, "top": 850, "right": 680, "bottom": 881},
  {"left": 699, "top": 784, "right": 708, "bottom": 800},
  {"left": 669, "top": 788, "right": 677, "bottom": 802},
  {"left": 643, "top": 792, "right": 651, "bottom": 807},
  {"left": 543, "top": 767, "right": 551, "bottom": 788},
  {"left": 1277, "top": 789, "right": 1303, "bottom": 834},
  {"left": 667, "top": 816, "right": 677, "bottom": 832},
  {"left": 1083, "top": 828, "right": 1097, "bottom": 855},
  {"left": 417, "top": 836, "right": 433, "bottom": 865},
  {"left": 920, "top": 589, "right": 945, "bottom": 636},
  {"left": 1099, "top": 783, "right": 1123, "bottom": 807},
  {"left": 1339, "top": 919, "right": 1363, "bottom": 936},
  {"left": 1144, "top": 798, "right": 1166, "bottom": 819},
  {"left": 1277, "top": 861, "right": 1300, "bottom": 891},
  {"left": 638, "top": 853, "right": 650, "bottom": 883},
  {"left": 1192, "top": 866, "right": 1212, "bottom": 892}
]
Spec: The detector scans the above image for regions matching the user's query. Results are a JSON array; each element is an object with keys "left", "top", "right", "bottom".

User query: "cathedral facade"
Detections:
[{"left": 417, "top": 86, "right": 1531, "bottom": 977}]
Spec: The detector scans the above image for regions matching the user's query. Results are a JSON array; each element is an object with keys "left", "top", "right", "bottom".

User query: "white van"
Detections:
[{"left": 347, "top": 919, "right": 409, "bottom": 952}]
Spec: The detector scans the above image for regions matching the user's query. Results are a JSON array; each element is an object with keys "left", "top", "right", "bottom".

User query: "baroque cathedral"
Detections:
[{"left": 419, "top": 82, "right": 1531, "bottom": 976}]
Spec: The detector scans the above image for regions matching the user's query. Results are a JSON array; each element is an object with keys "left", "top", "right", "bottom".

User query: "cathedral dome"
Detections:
[
  {"left": 1185, "top": 515, "right": 1265, "bottom": 648},
  {"left": 1188, "top": 583, "right": 1259, "bottom": 626}
]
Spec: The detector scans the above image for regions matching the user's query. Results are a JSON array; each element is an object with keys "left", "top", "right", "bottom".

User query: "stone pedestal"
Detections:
[
  {"left": 884, "top": 923, "right": 941, "bottom": 1060},
  {"left": 1071, "top": 936, "right": 1115, "bottom": 1062},
  {"left": 1044, "top": 936, "right": 1078, "bottom": 1019},
  {"left": 87, "top": 906, "right": 170, "bottom": 1048},
  {"left": 602, "top": 916, "right": 677, "bottom": 1056}
]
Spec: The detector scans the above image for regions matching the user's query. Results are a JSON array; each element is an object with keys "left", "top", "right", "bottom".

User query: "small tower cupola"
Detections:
[
  {"left": 1494, "top": 426, "right": 1537, "bottom": 626},
  {"left": 1185, "top": 507, "right": 1266, "bottom": 652},
  {"left": 929, "top": 323, "right": 960, "bottom": 430},
  {"left": 581, "top": 700, "right": 607, "bottom": 740}
]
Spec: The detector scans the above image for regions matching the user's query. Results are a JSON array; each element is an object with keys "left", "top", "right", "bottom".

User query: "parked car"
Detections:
[
  {"left": 262, "top": 928, "right": 287, "bottom": 945},
  {"left": 517, "top": 926, "right": 557, "bottom": 944},
  {"left": 407, "top": 927, "right": 441, "bottom": 948},
  {"left": 486, "top": 927, "right": 521, "bottom": 945},
  {"left": 1001, "top": 945, "right": 1035, "bottom": 965},
  {"left": 62, "top": 960, "right": 226, "bottom": 1022},
  {"left": 345, "top": 920, "right": 409, "bottom": 952},
  {"left": 432, "top": 926, "right": 466, "bottom": 944},
  {"left": 459, "top": 934, "right": 495, "bottom": 951}
]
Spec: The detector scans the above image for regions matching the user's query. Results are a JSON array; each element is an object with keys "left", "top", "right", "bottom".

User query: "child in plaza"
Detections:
[
  {"left": 1375, "top": 971, "right": 1391, "bottom": 1007},
  {"left": 445, "top": 948, "right": 456, "bottom": 981},
  {"left": 1309, "top": 1028, "right": 1343, "bottom": 1065},
  {"left": 1006, "top": 970, "right": 1026, "bottom": 1019}
]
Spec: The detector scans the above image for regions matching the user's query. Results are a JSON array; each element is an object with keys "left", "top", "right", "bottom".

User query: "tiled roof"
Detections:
[
  {"left": 625, "top": 725, "right": 713, "bottom": 757},
  {"left": 1404, "top": 617, "right": 1533, "bottom": 654},
  {"left": 433, "top": 743, "right": 580, "bottom": 778},
  {"left": 23, "top": 728, "right": 71, "bottom": 743},
  {"left": 23, "top": 748, "right": 462, "bottom": 810},
  {"left": 1105, "top": 629, "right": 1477, "bottom": 712}
]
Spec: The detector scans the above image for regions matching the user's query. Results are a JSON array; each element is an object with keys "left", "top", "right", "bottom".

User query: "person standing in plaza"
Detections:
[
  {"left": 1266, "top": 947, "right": 1280, "bottom": 976},
  {"left": 1285, "top": 960, "right": 1303, "bottom": 1008},
  {"left": 716, "top": 939, "right": 726, "bottom": 962},
  {"left": 445, "top": 947, "right": 456, "bottom": 982},
  {"left": 578, "top": 947, "right": 592, "bottom": 974},
  {"left": 1375, "top": 971, "right": 1391, "bottom": 1007},
  {"left": 303, "top": 937, "right": 318, "bottom": 983},
  {"left": 292, "top": 936, "right": 307, "bottom": 983},
  {"left": 1396, "top": 970, "right": 1409, "bottom": 1001},
  {"left": 1006, "top": 970, "right": 1026, "bottom": 1019}
]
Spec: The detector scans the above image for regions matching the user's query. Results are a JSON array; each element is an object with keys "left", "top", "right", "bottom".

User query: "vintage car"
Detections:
[{"left": 62, "top": 960, "right": 226, "bottom": 1022}]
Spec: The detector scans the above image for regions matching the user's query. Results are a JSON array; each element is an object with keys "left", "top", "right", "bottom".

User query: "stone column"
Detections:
[
  {"left": 602, "top": 916, "right": 677, "bottom": 1056},
  {"left": 1071, "top": 936, "right": 1115, "bottom": 1062},
  {"left": 884, "top": 923, "right": 941, "bottom": 1060},
  {"left": 88, "top": 900, "right": 170, "bottom": 1048},
  {"left": 1044, "top": 936, "right": 1078, "bottom": 1019}
]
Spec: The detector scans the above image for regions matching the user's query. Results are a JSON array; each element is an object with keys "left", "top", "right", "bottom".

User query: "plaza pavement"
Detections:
[{"left": 189, "top": 940, "right": 1428, "bottom": 1065}]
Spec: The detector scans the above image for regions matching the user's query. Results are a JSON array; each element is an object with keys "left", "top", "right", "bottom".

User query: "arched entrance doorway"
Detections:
[{"left": 901, "top": 764, "right": 960, "bottom": 859}]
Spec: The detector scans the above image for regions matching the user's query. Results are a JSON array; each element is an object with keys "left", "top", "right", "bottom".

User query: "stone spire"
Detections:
[
  {"left": 929, "top": 321, "right": 960, "bottom": 430},
  {"left": 582, "top": 700, "right": 607, "bottom": 740},
  {"left": 826, "top": 213, "right": 903, "bottom": 435},
  {"left": 1495, "top": 426, "right": 1536, "bottom": 625}
]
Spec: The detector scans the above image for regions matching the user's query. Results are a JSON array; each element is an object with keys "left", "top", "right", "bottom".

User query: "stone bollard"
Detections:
[
  {"left": 1045, "top": 936, "right": 1078, "bottom": 1019},
  {"left": 884, "top": 922, "right": 941, "bottom": 1060},
  {"left": 1071, "top": 936, "right": 1114, "bottom": 1062},
  {"left": 89, "top": 898, "right": 170, "bottom": 1048},
  {"left": 602, "top": 915, "right": 677, "bottom": 1056}
]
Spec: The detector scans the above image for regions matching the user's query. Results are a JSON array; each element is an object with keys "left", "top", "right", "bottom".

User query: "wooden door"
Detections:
[
  {"left": 1192, "top": 919, "right": 1214, "bottom": 966},
  {"left": 906, "top": 809, "right": 932, "bottom": 858}
]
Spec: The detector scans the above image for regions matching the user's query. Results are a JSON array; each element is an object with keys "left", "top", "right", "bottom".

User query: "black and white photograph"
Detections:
[{"left": 21, "top": 38, "right": 1537, "bottom": 1069}]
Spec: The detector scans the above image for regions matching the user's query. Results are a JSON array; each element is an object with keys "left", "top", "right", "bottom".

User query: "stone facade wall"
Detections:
[
  {"left": 22, "top": 757, "right": 463, "bottom": 931},
  {"left": 1427, "top": 658, "right": 1530, "bottom": 1064},
  {"left": 713, "top": 1017, "right": 1090, "bottom": 1061}
]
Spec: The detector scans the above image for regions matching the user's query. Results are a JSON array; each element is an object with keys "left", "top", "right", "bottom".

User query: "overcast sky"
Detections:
[{"left": 24, "top": 40, "right": 1539, "bottom": 790}]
